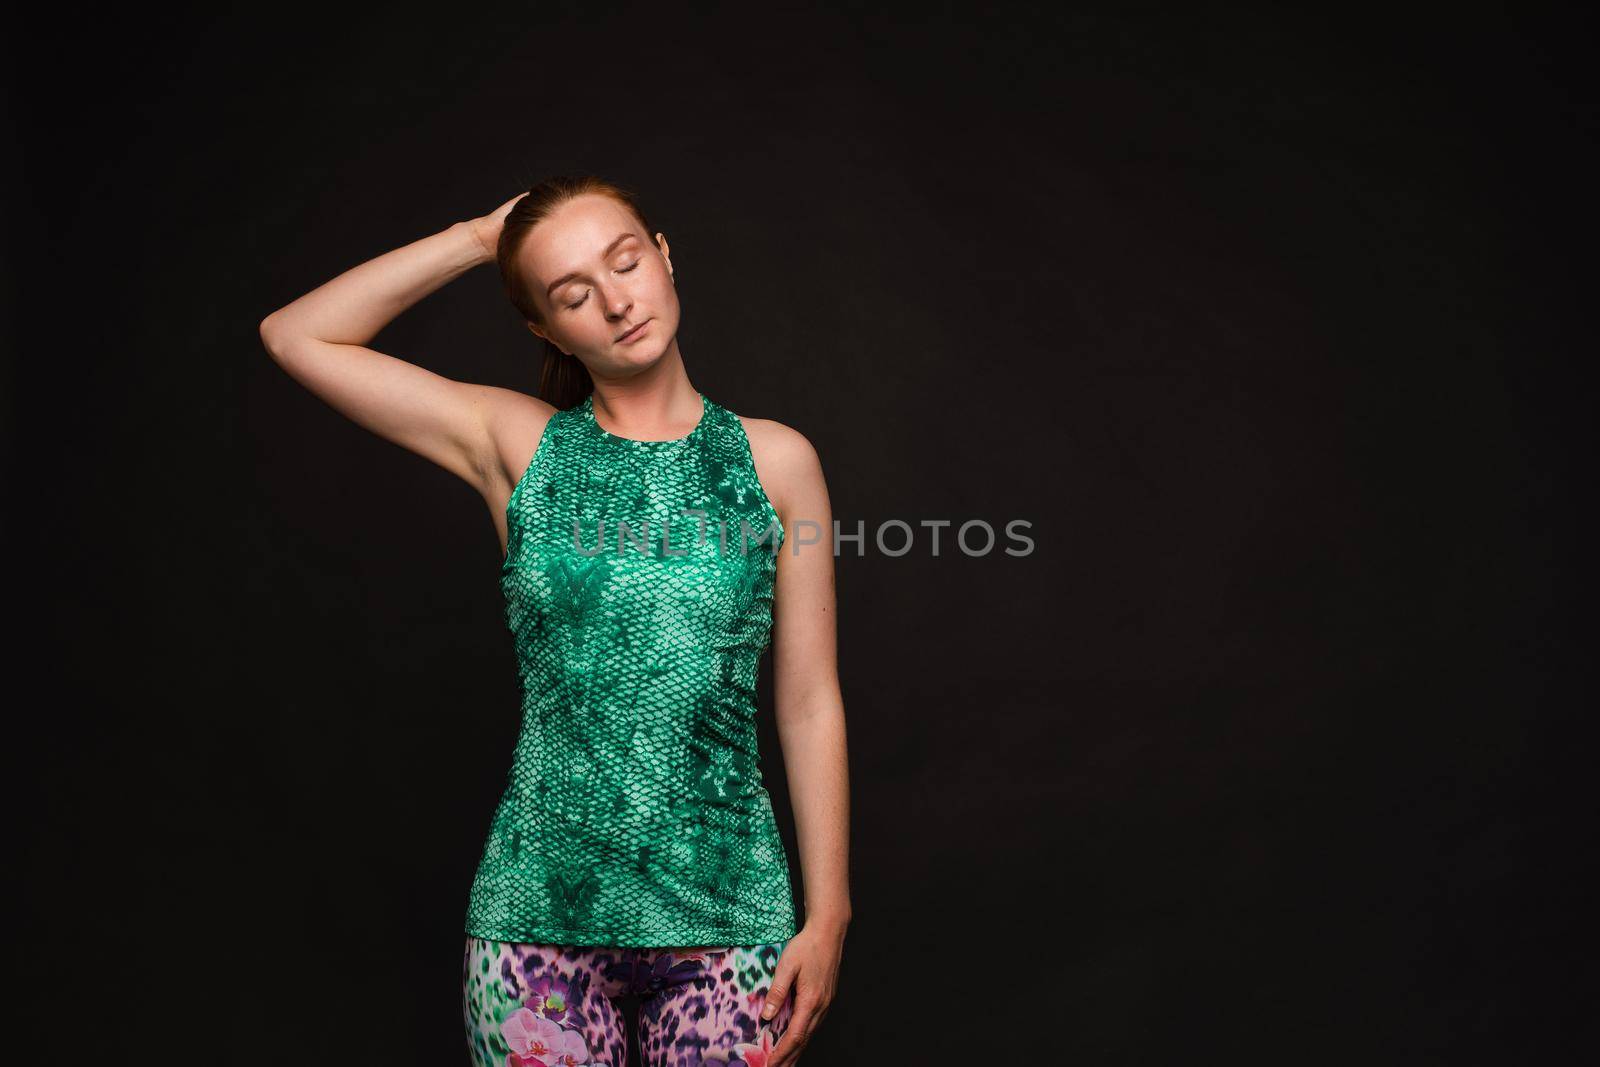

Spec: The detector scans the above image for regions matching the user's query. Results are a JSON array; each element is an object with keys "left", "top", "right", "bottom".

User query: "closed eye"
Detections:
[{"left": 566, "top": 261, "right": 641, "bottom": 310}]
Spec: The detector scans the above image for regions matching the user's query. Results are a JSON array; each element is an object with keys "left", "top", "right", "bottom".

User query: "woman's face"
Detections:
[{"left": 520, "top": 193, "right": 679, "bottom": 378}]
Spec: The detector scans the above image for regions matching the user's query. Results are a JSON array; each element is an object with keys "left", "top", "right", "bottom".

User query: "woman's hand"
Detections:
[
  {"left": 763, "top": 917, "right": 847, "bottom": 1066},
  {"left": 467, "top": 192, "right": 526, "bottom": 263}
]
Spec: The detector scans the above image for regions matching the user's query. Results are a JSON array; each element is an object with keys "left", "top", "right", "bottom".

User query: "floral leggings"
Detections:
[{"left": 462, "top": 937, "right": 796, "bottom": 1067}]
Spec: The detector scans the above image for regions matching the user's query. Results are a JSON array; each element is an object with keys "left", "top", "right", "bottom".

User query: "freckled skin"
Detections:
[{"left": 517, "top": 192, "right": 684, "bottom": 380}]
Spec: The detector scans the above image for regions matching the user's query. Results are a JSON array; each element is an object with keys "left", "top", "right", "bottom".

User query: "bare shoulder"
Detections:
[
  {"left": 472, "top": 384, "right": 559, "bottom": 498},
  {"left": 737, "top": 414, "right": 827, "bottom": 519},
  {"left": 739, "top": 415, "right": 822, "bottom": 480}
]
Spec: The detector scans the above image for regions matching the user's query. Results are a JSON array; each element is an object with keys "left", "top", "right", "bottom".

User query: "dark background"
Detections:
[{"left": 9, "top": 4, "right": 1587, "bottom": 1063}]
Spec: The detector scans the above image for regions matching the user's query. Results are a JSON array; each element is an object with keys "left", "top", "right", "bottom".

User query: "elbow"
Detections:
[
  {"left": 258, "top": 312, "right": 292, "bottom": 361},
  {"left": 258, "top": 312, "right": 279, "bottom": 354}
]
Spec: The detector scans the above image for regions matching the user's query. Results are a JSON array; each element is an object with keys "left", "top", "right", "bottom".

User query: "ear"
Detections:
[
  {"left": 526, "top": 321, "right": 555, "bottom": 348},
  {"left": 655, "top": 232, "right": 674, "bottom": 280}
]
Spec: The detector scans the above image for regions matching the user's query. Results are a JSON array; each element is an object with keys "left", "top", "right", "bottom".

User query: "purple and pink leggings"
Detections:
[{"left": 462, "top": 937, "right": 796, "bottom": 1067}]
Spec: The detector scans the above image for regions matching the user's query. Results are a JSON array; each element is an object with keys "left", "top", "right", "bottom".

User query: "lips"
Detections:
[{"left": 616, "top": 320, "right": 650, "bottom": 342}]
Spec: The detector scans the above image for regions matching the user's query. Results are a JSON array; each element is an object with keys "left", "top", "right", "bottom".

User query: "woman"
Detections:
[{"left": 259, "top": 176, "right": 850, "bottom": 1066}]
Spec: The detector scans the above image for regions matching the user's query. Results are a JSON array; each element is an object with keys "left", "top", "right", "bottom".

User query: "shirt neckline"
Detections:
[{"left": 579, "top": 392, "right": 710, "bottom": 448}]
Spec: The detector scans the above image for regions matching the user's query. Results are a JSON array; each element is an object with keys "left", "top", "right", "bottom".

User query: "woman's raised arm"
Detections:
[{"left": 257, "top": 196, "right": 536, "bottom": 495}]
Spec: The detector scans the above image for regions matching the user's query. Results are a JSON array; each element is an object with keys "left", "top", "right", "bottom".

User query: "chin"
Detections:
[
  {"left": 621, "top": 338, "right": 664, "bottom": 362},
  {"left": 599, "top": 342, "right": 661, "bottom": 376}
]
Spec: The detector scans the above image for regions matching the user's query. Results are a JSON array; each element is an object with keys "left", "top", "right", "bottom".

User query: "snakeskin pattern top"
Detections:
[{"left": 464, "top": 391, "right": 798, "bottom": 946}]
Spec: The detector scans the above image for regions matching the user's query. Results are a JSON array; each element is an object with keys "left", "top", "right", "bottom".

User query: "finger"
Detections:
[
  {"left": 771, "top": 998, "right": 818, "bottom": 1067},
  {"left": 769, "top": 1022, "right": 802, "bottom": 1067},
  {"left": 771, "top": 1036, "right": 805, "bottom": 1067},
  {"left": 761, "top": 963, "right": 795, "bottom": 1021},
  {"left": 771, "top": 1020, "right": 810, "bottom": 1067}
]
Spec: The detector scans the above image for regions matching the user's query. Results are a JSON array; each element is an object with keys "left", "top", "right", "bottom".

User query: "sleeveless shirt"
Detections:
[{"left": 464, "top": 391, "right": 798, "bottom": 947}]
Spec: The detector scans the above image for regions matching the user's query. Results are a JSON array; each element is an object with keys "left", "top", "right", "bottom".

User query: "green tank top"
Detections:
[{"left": 464, "top": 391, "right": 798, "bottom": 947}]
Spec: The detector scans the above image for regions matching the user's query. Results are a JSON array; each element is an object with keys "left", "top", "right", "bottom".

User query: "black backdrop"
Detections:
[{"left": 10, "top": 5, "right": 1586, "bottom": 1063}]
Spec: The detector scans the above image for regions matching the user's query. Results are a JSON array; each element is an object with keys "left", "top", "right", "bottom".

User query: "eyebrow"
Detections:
[{"left": 545, "top": 232, "right": 640, "bottom": 299}]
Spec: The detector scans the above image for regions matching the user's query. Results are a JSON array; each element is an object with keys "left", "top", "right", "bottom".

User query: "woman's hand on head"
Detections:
[{"left": 467, "top": 192, "right": 526, "bottom": 262}]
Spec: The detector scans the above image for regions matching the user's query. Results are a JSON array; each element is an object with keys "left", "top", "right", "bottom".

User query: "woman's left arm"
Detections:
[{"left": 744, "top": 418, "right": 850, "bottom": 1067}]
